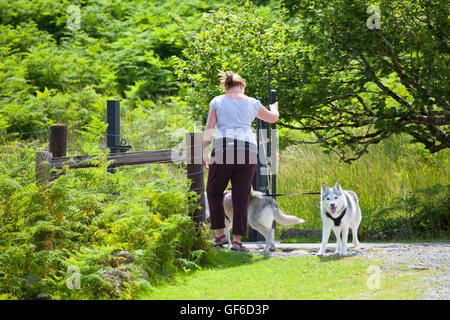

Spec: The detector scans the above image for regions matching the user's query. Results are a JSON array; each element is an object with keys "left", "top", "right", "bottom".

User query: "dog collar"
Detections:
[{"left": 326, "top": 208, "right": 347, "bottom": 226}]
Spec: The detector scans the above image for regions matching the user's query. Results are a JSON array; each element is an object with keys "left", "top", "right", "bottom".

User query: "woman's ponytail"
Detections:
[{"left": 218, "top": 70, "right": 246, "bottom": 90}]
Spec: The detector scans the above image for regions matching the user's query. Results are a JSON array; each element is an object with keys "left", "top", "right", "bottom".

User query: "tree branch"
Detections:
[
  {"left": 359, "top": 54, "right": 413, "bottom": 111},
  {"left": 371, "top": 29, "right": 450, "bottom": 111}
]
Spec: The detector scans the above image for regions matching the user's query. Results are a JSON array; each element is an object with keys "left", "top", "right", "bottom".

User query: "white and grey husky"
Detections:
[
  {"left": 318, "top": 182, "right": 362, "bottom": 256},
  {"left": 205, "top": 191, "right": 304, "bottom": 252}
]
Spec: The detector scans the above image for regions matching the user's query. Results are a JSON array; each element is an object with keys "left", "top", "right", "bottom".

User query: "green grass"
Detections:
[{"left": 137, "top": 249, "right": 431, "bottom": 300}]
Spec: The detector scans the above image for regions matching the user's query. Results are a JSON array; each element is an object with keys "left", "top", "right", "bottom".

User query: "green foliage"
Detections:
[
  {"left": 0, "top": 141, "right": 209, "bottom": 299},
  {"left": 374, "top": 184, "right": 450, "bottom": 238},
  {"left": 108, "top": 31, "right": 178, "bottom": 98},
  {"left": 0, "top": 0, "right": 241, "bottom": 137},
  {"left": 0, "top": 0, "right": 70, "bottom": 42}
]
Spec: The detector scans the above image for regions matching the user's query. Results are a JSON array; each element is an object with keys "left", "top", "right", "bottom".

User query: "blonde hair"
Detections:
[{"left": 218, "top": 71, "right": 246, "bottom": 91}]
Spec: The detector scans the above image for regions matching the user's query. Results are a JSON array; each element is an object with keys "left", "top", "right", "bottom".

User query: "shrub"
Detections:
[{"left": 374, "top": 184, "right": 450, "bottom": 239}]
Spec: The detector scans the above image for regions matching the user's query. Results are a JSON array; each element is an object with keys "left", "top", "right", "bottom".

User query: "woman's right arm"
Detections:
[
  {"left": 203, "top": 107, "right": 216, "bottom": 149},
  {"left": 256, "top": 102, "right": 279, "bottom": 123},
  {"left": 203, "top": 107, "right": 217, "bottom": 168}
]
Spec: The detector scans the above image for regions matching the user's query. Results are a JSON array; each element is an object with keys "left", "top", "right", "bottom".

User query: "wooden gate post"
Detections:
[
  {"left": 48, "top": 125, "right": 67, "bottom": 181},
  {"left": 186, "top": 132, "right": 205, "bottom": 226},
  {"left": 49, "top": 125, "right": 67, "bottom": 158}
]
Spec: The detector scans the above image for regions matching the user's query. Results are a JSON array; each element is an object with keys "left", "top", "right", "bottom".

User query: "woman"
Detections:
[{"left": 203, "top": 71, "right": 279, "bottom": 251}]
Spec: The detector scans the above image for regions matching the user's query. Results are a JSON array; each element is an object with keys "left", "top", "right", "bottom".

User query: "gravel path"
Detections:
[
  {"left": 242, "top": 241, "right": 450, "bottom": 300},
  {"left": 360, "top": 243, "right": 450, "bottom": 300}
]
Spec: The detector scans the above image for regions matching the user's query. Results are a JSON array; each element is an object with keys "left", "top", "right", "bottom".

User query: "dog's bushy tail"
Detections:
[{"left": 273, "top": 208, "right": 304, "bottom": 225}]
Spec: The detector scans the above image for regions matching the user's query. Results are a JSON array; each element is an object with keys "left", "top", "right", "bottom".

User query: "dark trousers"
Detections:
[{"left": 206, "top": 150, "right": 257, "bottom": 236}]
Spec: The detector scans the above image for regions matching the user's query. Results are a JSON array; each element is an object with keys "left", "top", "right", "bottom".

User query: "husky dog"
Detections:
[
  {"left": 205, "top": 191, "right": 304, "bottom": 252},
  {"left": 317, "top": 182, "right": 361, "bottom": 256}
]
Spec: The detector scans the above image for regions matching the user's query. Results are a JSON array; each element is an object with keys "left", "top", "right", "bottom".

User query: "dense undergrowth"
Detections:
[{"left": 0, "top": 137, "right": 210, "bottom": 299}]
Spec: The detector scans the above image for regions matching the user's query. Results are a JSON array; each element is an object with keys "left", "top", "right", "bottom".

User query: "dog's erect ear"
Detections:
[
  {"left": 321, "top": 182, "right": 328, "bottom": 193},
  {"left": 334, "top": 181, "right": 341, "bottom": 191}
]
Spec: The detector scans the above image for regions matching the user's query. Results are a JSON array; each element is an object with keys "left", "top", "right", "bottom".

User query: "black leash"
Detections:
[{"left": 261, "top": 192, "right": 321, "bottom": 197}]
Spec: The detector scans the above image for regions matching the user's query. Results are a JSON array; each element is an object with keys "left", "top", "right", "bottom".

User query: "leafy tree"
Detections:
[
  {"left": 281, "top": 0, "right": 449, "bottom": 160},
  {"left": 175, "top": 0, "right": 449, "bottom": 161}
]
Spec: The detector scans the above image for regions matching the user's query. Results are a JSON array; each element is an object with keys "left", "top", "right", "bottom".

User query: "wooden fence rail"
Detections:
[
  {"left": 50, "top": 149, "right": 175, "bottom": 169},
  {"left": 36, "top": 122, "right": 205, "bottom": 227}
]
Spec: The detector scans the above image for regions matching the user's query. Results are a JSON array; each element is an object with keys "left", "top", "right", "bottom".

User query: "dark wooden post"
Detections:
[
  {"left": 254, "top": 123, "right": 270, "bottom": 192},
  {"left": 186, "top": 132, "right": 205, "bottom": 226},
  {"left": 49, "top": 125, "right": 67, "bottom": 158},
  {"left": 48, "top": 125, "right": 67, "bottom": 181}
]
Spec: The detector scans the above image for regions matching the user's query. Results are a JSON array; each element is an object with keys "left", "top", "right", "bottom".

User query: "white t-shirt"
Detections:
[{"left": 209, "top": 95, "right": 262, "bottom": 146}]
